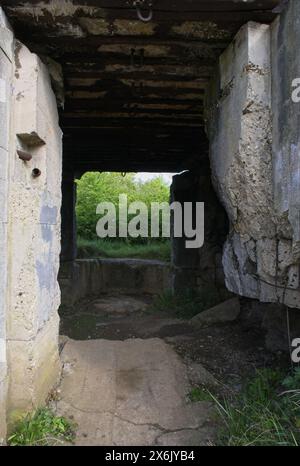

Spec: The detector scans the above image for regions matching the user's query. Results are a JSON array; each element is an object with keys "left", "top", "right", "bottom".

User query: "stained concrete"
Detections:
[
  {"left": 57, "top": 338, "right": 216, "bottom": 446},
  {"left": 0, "top": 7, "right": 12, "bottom": 442},
  {"left": 60, "top": 259, "right": 171, "bottom": 306},
  {"left": 6, "top": 40, "right": 63, "bottom": 421},
  {"left": 191, "top": 298, "right": 240, "bottom": 328},
  {"left": 0, "top": 7, "right": 63, "bottom": 433},
  {"left": 0, "top": 0, "right": 296, "bottom": 443},
  {"left": 206, "top": 6, "right": 300, "bottom": 309},
  {"left": 272, "top": 0, "right": 300, "bottom": 246}
]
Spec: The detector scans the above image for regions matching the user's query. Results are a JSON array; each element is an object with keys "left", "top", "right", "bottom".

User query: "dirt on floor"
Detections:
[{"left": 59, "top": 294, "right": 289, "bottom": 395}]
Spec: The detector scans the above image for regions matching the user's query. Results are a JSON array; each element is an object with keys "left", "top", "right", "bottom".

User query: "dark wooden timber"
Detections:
[{"left": 2, "top": 0, "right": 281, "bottom": 172}]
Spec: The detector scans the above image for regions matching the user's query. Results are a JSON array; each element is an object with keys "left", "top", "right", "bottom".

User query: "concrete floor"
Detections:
[
  {"left": 56, "top": 294, "right": 283, "bottom": 446},
  {"left": 57, "top": 338, "right": 216, "bottom": 446}
]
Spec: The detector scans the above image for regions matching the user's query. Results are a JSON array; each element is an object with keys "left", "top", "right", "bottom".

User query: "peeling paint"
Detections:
[
  {"left": 104, "top": 63, "right": 208, "bottom": 77},
  {"left": 172, "top": 21, "right": 231, "bottom": 40},
  {"left": 98, "top": 44, "right": 171, "bottom": 57},
  {"left": 120, "top": 79, "right": 207, "bottom": 90},
  {"left": 50, "top": 22, "right": 85, "bottom": 38},
  {"left": 243, "top": 62, "right": 269, "bottom": 75},
  {"left": 78, "top": 18, "right": 157, "bottom": 36},
  {"left": 8, "top": 1, "right": 98, "bottom": 20}
]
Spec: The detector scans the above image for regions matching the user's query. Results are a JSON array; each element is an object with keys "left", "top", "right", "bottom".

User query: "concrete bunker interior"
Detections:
[{"left": 1, "top": 0, "right": 300, "bottom": 446}]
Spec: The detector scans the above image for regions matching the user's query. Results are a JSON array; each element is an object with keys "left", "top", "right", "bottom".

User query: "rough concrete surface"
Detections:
[
  {"left": 0, "top": 13, "right": 63, "bottom": 429},
  {"left": 57, "top": 338, "right": 216, "bottom": 446},
  {"left": 0, "top": 6, "right": 12, "bottom": 441},
  {"left": 92, "top": 296, "right": 149, "bottom": 316},
  {"left": 60, "top": 259, "right": 171, "bottom": 306},
  {"left": 191, "top": 298, "right": 240, "bottom": 328},
  {"left": 0, "top": 0, "right": 297, "bottom": 441},
  {"left": 206, "top": 5, "right": 300, "bottom": 309}
]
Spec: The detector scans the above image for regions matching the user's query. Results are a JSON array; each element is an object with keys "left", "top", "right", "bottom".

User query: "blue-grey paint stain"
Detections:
[
  {"left": 41, "top": 224, "right": 53, "bottom": 243},
  {"left": 40, "top": 205, "right": 57, "bottom": 225},
  {"left": 36, "top": 258, "right": 54, "bottom": 291},
  {"left": 36, "top": 253, "right": 57, "bottom": 324}
]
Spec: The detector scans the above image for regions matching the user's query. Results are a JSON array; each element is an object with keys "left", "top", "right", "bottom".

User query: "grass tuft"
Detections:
[
  {"left": 8, "top": 408, "right": 76, "bottom": 446},
  {"left": 151, "top": 287, "right": 224, "bottom": 319},
  {"left": 188, "top": 387, "right": 213, "bottom": 403},
  {"left": 210, "top": 368, "right": 300, "bottom": 446}
]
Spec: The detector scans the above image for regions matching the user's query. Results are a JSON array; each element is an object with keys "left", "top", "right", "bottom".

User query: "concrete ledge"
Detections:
[{"left": 60, "top": 258, "right": 171, "bottom": 305}]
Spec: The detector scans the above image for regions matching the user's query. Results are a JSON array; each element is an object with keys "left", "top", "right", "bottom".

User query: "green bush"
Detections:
[{"left": 8, "top": 408, "right": 76, "bottom": 446}]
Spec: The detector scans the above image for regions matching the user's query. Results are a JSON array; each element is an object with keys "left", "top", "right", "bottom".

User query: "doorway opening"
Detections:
[{"left": 75, "top": 171, "right": 174, "bottom": 262}]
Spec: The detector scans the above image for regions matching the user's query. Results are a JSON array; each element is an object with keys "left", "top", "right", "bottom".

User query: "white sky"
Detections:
[{"left": 135, "top": 172, "right": 175, "bottom": 186}]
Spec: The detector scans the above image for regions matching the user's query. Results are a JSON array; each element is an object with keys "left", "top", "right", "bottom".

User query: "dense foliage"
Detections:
[{"left": 76, "top": 172, "right": 170, "bottom": 242}]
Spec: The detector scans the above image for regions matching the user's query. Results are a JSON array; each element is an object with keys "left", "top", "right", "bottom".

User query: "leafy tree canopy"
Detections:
[{"left": 76, "top": 172, "right": 171, "bottom": 240}]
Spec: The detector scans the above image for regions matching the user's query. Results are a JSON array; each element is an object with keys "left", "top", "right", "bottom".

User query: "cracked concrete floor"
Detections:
[{"left": 56, "top": 338, "right": 217, "bottom": 446}]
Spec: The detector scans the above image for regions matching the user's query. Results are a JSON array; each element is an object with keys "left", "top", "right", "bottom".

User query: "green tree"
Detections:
[{"left": 76, "top": 172, "right": 170, "bottom": 241}]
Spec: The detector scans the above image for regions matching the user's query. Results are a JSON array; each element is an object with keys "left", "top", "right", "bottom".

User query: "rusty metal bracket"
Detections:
[{"left": 17, "top": 150, "right": 32, "bottom": 162}]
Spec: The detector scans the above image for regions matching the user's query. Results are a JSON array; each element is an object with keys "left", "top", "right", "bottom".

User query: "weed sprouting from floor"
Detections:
[
  {"left": 188, "top": 387, "right": 213, "bottom": 403},
  {"left": 151, "top": 287, "right": 225, "bottom": 319},
  {"left": 210, "top": 368, "right": 300, "bottom": 446},
  {"left": 8, "top": 408, "right": 76, "bottom": 446}
]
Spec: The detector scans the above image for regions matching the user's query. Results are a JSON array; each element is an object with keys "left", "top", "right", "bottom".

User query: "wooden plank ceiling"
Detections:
[{"left": 2, "top": 1, "right": 280, "bottom": 172}]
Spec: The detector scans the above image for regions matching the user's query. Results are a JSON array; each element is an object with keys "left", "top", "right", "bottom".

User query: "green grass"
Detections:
[
  {"left": 151, "top": 287, "right": 225, "bottom": 319},
  {"left": 77, "top": 237, "right": 171, "bottom": 262},
  {"left": 8, "top": 408, "right": 76, "bottom": 446},
  {"left": 210, "top": 368, "right": 300, "bottom": 446},
  {"left": 188, "top": 387, "right": 213, "bottom": 402}
]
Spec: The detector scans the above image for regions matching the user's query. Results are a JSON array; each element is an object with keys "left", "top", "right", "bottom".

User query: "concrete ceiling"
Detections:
[{"left": 2, "top": 0, "right": 280, "bottom": 172}]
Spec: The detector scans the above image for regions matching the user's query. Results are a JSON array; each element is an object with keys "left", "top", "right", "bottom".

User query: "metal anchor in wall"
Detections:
[{"left": 132, "top": 0, "right": 154, "bottom": 22}]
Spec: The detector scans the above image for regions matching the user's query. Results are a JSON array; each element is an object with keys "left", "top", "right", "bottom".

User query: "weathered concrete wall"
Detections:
[
  {"left": 272, "top": 1, "right": 300, "bottom": 239},
  {"left": 271, "top": 1, "right": 300, "bottom": 302},
  {"left": 60, "top": 258, "right": 171, "bottom": 305},
  {"left": 6, "top": 40, "right": 63, "bottom": 422},
  {"left": 0, "top": 8, "right": 13, "bottom": 443},
  {"left": 206, "top": 4, "right": 300, "bottom": 309},
  {"left": 0, "top": 8, "right": 63, "bottom": 432}
]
